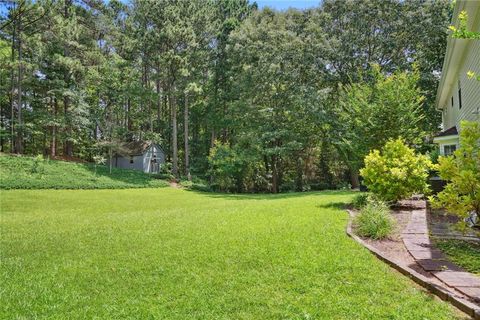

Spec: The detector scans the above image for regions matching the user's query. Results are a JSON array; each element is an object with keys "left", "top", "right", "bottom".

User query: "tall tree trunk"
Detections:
[
  {"left": 350, "top": 169, "right": 360, "bottom": 189},
  {"left": 15, "top": 15, "right": 23, "bottom": 154},
  {"left": 295, "top": 156, "right": 303, "bottom": 192},
  {"left": 63, "top": 0, "right": 73, "bottom": 156},
  {"left": 184, "top": 92, "right": 190, "bottom": 180},
  {"left": 9, "top": 7, "right": 16, "bottom": 153},
  {"left": 170, "top": 86, "right": 178, "bottom": 177},
  {"left": 210, "top": 129, "right": 216, "bottom": 148},
  {"left": 64, "top": 97, "right": 73, "bottom": 156},
  {"left": 271, "top": 155, "right": 278, "bottom": 193},
  {"left": 50, "top": 99, "right": 58, "bottom": 157},
  {"left": 126, "top": 98, "right": 132, "bottom": 131},
  {"left": 109, "top": 147, "right": 113, "bottom": 174},
  {"left": 156, "top": 77, "right": 162, "bottom": 131}
]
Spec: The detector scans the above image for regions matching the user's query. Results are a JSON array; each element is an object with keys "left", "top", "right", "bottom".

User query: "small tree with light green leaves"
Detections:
[
  {"left": 429, "top": 121, "right": 480, "bottom": 229},
  {"left": 360, "top": 139, "right": 432, "bottom": 203}
]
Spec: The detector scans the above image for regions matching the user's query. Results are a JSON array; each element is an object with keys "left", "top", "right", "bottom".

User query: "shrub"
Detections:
[
  {"left": 354, "top": 199, "right": 394, "bottom": 239},
  {"left": 429, "top": 121, "right": 480, "bottom": 229},
  {"left": 360, "top": 138, "right": 432, "bottom": 203},
  {"left": 352, "top": 193, "right": 369, "bottom": 209},
  {"left": 179, "top": 177, "right": 211, "bottom": 192},
  {"left": 208, "top": 142, "right": 243, "bottom": 192},
  {"left": 30, "top": 155, "right": 45, "bottom": 174},
  {"left": 151, "top": 173, "right": 175, "bottom": 180}
]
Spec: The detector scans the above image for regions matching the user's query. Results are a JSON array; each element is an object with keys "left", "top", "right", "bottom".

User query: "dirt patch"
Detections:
[
  {"left": 351, "top": 207, "right": 412, "bottom": 263},
  {"left": 169, "top": 181, "right": 182, "bottom": 188}
]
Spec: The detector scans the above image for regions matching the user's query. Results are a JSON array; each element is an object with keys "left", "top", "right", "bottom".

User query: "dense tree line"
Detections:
[{"left": 0, "top": 0, "right": 451, "bottom": 192}]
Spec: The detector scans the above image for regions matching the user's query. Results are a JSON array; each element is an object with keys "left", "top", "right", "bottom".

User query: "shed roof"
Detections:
[{"left": 122, "top": 141, "right": 159, "bottom": 156}]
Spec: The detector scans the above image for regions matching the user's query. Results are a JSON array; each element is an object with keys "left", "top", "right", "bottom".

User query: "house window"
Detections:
[
  {"left": 458, "top": 80, "right": 462, "bottom": 109},
  {"left": 451, "top": 96, "right": 454, "bottom": 108},
  {"left": 444, "top": 144, "right": 456, "bottom": 156},
  {"left": 129, "top": 156, "right": 134, "bottom": 164}
]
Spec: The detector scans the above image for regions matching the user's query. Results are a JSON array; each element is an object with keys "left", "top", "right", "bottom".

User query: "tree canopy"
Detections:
[{"left": 0, "top": 0, "right": 452, "bottom": 192}]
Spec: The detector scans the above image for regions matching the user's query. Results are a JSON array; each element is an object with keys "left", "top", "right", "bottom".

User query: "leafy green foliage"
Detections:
[
  {"left": 207, "top": 141, "right": 264, "bottom": 192},
  {"left": 179, "top": 177, "right": 211, "bottom": 192},
  {"left": 352, "top": 193, "right": 370, "bottom": 209},
  {"left": 0, "top": 188, "right": 461, "bottom": 319},
  {"left": 0, "top": 0, "right": 452, "bottom": 193},
  {"left": 449, "top": 10, "right": 480, "bottom": 39},
  {"left": 336, "top": 65, "right": 426, "bottom": 185},
  {"left": 360, "top": 139, "right": 432, "bottom": 203},
  {"left": 435, "top": 239, "right": 480, "bottom": 275},
  {"left": 430, "top": 121, "right": 480, "bottom": 228},
  {"left": 0, "top": 154, "right": 169, "bottom": 189},
  {"left": 354, "top": 198, "right": 395, "bottom": 239}
]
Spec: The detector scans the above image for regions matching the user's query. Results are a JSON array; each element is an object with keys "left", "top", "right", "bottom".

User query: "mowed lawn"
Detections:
[{"left": 0, "top": 189, "right": 465, "bottom": 319}]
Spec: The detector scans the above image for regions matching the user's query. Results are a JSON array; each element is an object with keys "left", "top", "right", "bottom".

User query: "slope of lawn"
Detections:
[
  {"left": 0, "top": 189, "right": 466, "bottom": 319},
  {"left": 0, "top": 154, "right": 169, "bottom": 189},
  {"left": 435, "top": 239, "right": 480, "bottom": 275}
]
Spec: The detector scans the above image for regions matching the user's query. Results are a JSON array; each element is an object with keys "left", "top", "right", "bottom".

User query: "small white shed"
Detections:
[{"left": 113, "top": 141, "right": 166, "bottom": 173}]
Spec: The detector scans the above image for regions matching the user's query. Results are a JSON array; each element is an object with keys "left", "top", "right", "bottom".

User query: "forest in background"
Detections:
[{"left": 0, "top": 0, "right": 452, "bottom": 192}]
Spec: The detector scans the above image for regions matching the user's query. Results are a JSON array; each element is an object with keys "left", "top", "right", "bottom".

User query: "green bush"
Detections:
[
  {"left": 179, "top": 177, "right": 212, "bottom": 192},
  {"left": 208, "top": 142, "right": 242, "bottom": 192},
  {"left": 30, "top": 155, "right": 45, "bottom": 174},
  {"left": 429, "top": 121, "right": 480, "bottom": 229},
  {"left": 354, "top": 199, "right": 394, "bottom": 239},
  {"left": 151, "top": 173, "right": 175, "bottom": 180},
  {"left": 352, "top": 193, "right": 369, "bottom": 209},
  {"left": 360, "top": 138, "right": 432, "bottom": 203}
]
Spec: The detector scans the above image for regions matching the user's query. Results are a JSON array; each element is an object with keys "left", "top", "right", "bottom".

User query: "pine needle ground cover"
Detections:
[{"left": 0, "top": 189, "right": 465, "bottom": 319}]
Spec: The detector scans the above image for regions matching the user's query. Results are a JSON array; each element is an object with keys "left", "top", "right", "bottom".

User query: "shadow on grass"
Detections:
[
  {"left": 185, "top": 189, "right": 355, "bottom": 201},
  {"left": 316, "top": 202, "right": 348, "bottom": 209}
]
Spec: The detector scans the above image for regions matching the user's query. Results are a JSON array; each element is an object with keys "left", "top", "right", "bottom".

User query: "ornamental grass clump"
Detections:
[{"left": 354, "top": 199, "right": 394, "bottom": 240}]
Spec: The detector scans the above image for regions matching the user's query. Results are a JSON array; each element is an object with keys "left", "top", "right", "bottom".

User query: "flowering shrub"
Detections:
[{"left": 360, "top": 139, "right": 432, "bottom": 203}]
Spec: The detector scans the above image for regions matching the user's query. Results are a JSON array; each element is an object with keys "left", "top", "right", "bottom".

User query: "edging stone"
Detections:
[{"left": 346, "top": 209, "right": 480, "bottom": 319}]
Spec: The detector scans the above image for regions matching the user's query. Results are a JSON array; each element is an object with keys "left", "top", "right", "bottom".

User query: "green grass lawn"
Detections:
[
  {"left": 435, "top": 239, "right": 480, "bottom": 275},
  {"left": 0, "top": 189, "right": 466, "bottom": 319},
  {"left": 0, "top": 154, "right": 169, "bottom": 189}
]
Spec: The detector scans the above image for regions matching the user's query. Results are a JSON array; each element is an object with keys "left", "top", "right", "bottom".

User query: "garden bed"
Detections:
[
  {"left": 350, "top": 200, "right": 444, "bottom": 280},
  {"left": 348, "top": 199, "right": 480, "bottom": 318}
]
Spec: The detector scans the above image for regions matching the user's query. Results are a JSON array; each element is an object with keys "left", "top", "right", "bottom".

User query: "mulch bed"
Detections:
[{"left": 351, "top": 202, "right": 445, "bottom": 282}]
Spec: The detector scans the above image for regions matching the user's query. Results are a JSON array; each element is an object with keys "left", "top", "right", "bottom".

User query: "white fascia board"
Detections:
[
  {"left": 433, "top": 135, "right": 460, "bottom": 143},
  {"left": 435, "top": 0, "right": 480, "bottom": 111}
]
